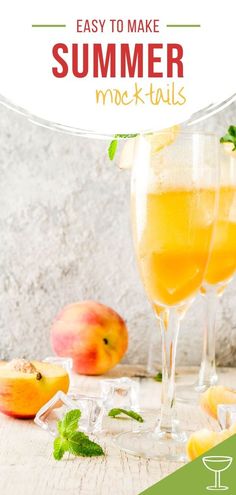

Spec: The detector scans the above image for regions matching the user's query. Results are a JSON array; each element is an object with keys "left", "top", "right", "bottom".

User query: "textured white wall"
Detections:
[{"left": 0, "top": 103, "right": 235, "bottom": 368}]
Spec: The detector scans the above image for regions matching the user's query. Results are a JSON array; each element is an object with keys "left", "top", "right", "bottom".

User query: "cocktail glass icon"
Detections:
[{"left": 202, "top": 456, "right": 233, "bottom": 491}]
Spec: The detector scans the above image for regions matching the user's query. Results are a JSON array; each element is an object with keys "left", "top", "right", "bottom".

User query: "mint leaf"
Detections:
[
  {"left": 59, "top": 409, "right": 81, "bottom": 436},
  {"left": 108, "top": 139, "right": 118, "bottom": 160},
  {"left": 115, "top": 134, "right": 139, "bottom": 139},
  {"left": 108, "top": 408, "right": 144, "bottom": 423},
  {"left": 228, "top": 125, "right": 236, "bottom": 137},
  {"left": 220, "top": 125, "right": 236, "bottom": 151},
  {"left": 153, "top": 371, "right": 162, "bottom": 382},
  {"left": 53, "top": 409, "right": 104, "bottom": 460},
  {"left": 108, "top": 134, "right": 138, "bottom": 161},
  {"left": 68, "top": 431, "right": 104, "bottom": 457},
  {"left": 53, "top": 437, "right": 67, "bottom": 461}
]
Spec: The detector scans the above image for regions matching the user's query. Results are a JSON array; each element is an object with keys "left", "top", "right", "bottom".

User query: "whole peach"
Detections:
[{"left": 50, "top": 301, "right": 128, "bottom": 375}]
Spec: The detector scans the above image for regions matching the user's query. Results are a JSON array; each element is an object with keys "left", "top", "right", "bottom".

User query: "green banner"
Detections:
[{"left": 139, "top": 435, "right": 236, "bottom": 495}]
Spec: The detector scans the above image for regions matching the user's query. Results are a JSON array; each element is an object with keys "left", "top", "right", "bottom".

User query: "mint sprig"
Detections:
[
  {"left": 220, "top": 125, "right": 236, "bottom": 151},
  {"left": 108, "top": 134, "right": 138, "bottom": 161},
  {"left": 108, "top": 408, "right": 144, "bottom": 422},
  {"left": 53, "top": 409, "right": 104, "bottom": 461}
]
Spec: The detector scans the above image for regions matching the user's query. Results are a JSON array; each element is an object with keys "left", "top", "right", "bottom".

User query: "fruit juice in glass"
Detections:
[
  {"left": 177, "top": 147, "right": 236, "bottom": 402},
  {"left": 132, "top": 187, "right": 217, "bottom": 308},
  {"left": 204, "top": 185, "right": 236, "bottom": 286}
]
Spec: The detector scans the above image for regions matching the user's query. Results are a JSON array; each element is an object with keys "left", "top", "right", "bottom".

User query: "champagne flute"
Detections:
[
  {"left": 115, "top": 131, "right": 219, "bottom": 460},
  {"left": 178, "top": 145, "right": 236, "bottom": 402}
]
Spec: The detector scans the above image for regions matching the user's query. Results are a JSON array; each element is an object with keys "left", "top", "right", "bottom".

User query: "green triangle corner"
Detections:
[{"left": 139, "top": 434, "right": 236, "bottom": 495}]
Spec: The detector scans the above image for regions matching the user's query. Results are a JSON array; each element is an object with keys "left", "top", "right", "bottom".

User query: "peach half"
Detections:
[
  {"left": 200, "top": 386, "right": 236, "bottom": 420},
  {"left": 0, "top": 359, "right": 69, "bottom": 418}
]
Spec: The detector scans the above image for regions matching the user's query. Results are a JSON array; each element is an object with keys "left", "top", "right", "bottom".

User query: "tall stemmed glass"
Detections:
[
  {"left": 115, "top": 132, "right": 219, "bottom": 460},
  {"left": 178, "top": 145, "right": 236, "bottom": 402}
]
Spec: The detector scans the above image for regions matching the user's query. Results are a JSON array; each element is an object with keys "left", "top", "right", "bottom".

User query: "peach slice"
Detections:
[
  {"left": 200, "top": 386, "right": 236, "bottom": 419},
  {"left": 118, "top": 125, "right": 180, "bottom": 170},
  {"left": 187, "top": 429, "right": 222, "bottom": 460},
  {"left": 0, "top": 359, "right": 69, "bottom": 418},
  {"left": 119, "top": 137, "right": 136, "bottom": 170},
  {"left": 187, "top": 427, "right": 234, "bottom": 461},
  {"left": 223, "top": 142, "right": 236, "bottom": 158}
]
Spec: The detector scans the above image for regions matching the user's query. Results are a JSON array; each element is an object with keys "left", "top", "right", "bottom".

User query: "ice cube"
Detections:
[
  {"left": 43, "top": 356, "right": 73, "bottom": 376},
  {"left": 67, "top": 391, "right": 104, "bottom": 433},
  {"left": 100, "top": 377, "right": 140, "bottom": 411},
  {"left": 34, "top": 391, "right": 76, "bottom": 437},
  {"left": 34, "top": 390, "right": 104, "bottom": 436}
]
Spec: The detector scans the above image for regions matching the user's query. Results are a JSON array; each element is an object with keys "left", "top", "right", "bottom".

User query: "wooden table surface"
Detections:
[{"left": 0, "top": 365, "right": 235, "bottom": 495}]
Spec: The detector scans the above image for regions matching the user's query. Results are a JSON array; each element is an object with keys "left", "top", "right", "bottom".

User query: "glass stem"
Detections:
[
  {"left": 156, "top": 307, "right": 180, "bottom": 433},
  {"left": 216, "top": 471, "right": 221, "bottom": 489},
  {"left": 197, "top": 288, "right": 219, "bottom": 389},
  {"left": 147, "top": 325, "right": 159, "bottom": 374}
]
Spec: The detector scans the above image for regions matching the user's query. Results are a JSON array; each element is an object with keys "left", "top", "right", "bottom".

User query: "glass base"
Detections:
[
  {"left": 114, "top": 429, "right": 187, "bottom": 461},
  {"left": 206, "top": 486, "right": 228, "bottom": 491}
]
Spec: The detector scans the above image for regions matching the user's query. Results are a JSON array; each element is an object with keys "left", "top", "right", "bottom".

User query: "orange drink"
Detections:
[
  {"left": 177, "top": 145, "right": 236, "bottom": 403},
  {"left": 132, "top": 187, "right": 217, "bottom": 306},
  {"left": 204, "top": 186, "right": 236, "bottom": 285}
]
